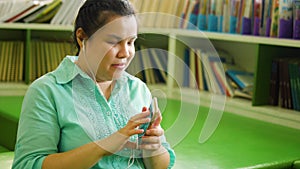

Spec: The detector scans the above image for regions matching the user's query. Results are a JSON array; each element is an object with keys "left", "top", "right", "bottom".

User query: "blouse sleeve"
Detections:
[
  {"left": 12, "top": 81, "right": 60, "bottom": 169},
  {"left": 161, "top": 135, "right": 176, "bottom": 168}
]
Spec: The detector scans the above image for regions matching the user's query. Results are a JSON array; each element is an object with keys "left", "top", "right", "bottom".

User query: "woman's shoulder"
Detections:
[
  {"left": 122, "top": 72, "right": 150, "bottom": 92},
  {"left": 27, "top": 72, "right": 57, "bottom": 92}
]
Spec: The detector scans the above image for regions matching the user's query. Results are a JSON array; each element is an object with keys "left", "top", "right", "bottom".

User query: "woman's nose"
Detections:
[{"left": 118, "top": 44, "right": 131, "bottom": 58}]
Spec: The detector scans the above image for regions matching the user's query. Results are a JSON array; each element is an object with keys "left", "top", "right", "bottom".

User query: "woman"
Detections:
[{"left": 12, "top": 0, "right": 175, "bottom": 168}]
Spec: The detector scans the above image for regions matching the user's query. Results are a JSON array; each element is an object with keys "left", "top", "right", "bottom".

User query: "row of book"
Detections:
[
  {"left": 180, "top": 47, "right": 254, "bottom": 99},
  {"left": 29, "top": 40, "right": 76, "bottom": 81},
  {"left": 269, "top": 57, "right": 300, "bottom": 111},
  {"left": 126, "top": 46, "right": 168, "bottom": 84},
  {"left": 0, "top": 41, "right": 24, "bottom": 82},
  {"left": 0, "top": 0, "right": 84, "bottom": 25},
  {"left": 180, "top": 0, "right": 300, "bottom": 39},
  {"left": 129, "top": 0, "right": 300, "bottom": 40},
  {"left": 127, "top": 45, "right": 254, "bottom": 99}
]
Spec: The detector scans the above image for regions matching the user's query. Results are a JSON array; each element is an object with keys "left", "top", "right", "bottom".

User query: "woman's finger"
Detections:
[{"left": 146, "top": 128, "right": 164, "bottom": 136}]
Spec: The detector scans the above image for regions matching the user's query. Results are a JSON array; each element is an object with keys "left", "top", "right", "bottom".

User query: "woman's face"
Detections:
[{"left": 83, "top": 15, "right": 138, "bottom": 82}]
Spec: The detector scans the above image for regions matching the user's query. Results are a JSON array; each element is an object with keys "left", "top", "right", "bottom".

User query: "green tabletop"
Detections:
[
  {"left": 0, "top": 96, "right": 23, "bottom": 121},
  {"left": 0, "top": 96, "right": 23, "bottom": 150},
  {"left": 161, "top": 99, "right": 300, "bottom": 169}
]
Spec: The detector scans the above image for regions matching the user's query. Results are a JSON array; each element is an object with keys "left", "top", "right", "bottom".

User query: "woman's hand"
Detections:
[
  {"left": 139, "top": 108, "right": 167, "bottom": 156},
  {"left": 94, "top": 110, "right": 151, "bottom": 156}
]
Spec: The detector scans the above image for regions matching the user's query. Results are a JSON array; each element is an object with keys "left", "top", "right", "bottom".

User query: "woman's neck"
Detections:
[{"left": 96, "top": 81, "right": 115, "bottom": 100}]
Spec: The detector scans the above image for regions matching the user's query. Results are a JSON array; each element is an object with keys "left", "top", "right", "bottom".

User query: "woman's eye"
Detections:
[
  {"left": 107, "top": 41, "right": 117, "bottom": 45},
  {"left": 128, "top": 40, "right": 135, "bottom": 45}
]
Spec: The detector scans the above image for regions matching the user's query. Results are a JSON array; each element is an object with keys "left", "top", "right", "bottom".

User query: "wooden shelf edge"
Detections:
[
  {"left": 0, "top": 83, "right": 28, "bottom": 96},
  {"left": 0, "top": 24, "right": 299, "bottom": 47},
  {"left": 0, "top": 23, "right": 73, "bottom": 31},
  {"left": 139, "top": 28, "right": 300, "bottom": 48}
]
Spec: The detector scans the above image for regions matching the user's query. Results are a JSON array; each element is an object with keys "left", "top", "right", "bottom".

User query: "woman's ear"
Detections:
[{"left": 76, "top": 28, "right": 87, "bottom": 48}]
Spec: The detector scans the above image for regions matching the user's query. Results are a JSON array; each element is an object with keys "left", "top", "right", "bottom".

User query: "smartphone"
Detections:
[{"left": 138, "top": 97, "right": 159, "bottom": 138}]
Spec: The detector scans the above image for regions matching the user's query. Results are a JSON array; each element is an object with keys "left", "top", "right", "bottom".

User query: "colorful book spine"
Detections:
[
  {"left": 216, "top": 0, "right": 224, "bottom": 32},
  {"left": 197, "top": 0, "right": 208, "bottom": 30},
  {"left": 253, "top": 0, "right": 262, "bottom": 35},
  {"left": 270, "top": 0, "right": 280, "bottom": 37},
  {"left": 179, "top": 0, "right": 191, "bottom": 28},
  {"left": 229, "top": 0, "right": 241, "bottom": 33},
  {"left": 208, "top": 0, "right": 218, "bottom": 31},
  {"left": 223, "top": 0, "right": 231, "bottom": 32},
  {"left": 241, "top": 0, "right": 253, "bottom": 34},
  {"left": 293, "top": 0, "right": 300, "bottom": 39},
  {"left": 188, "top": 0, "right": 200, "bottom": 29},
  {"left": 278, "top": 0, "right": 293, "bottom": 38},
  {"left": 264, "top": 0, "right": 273, "bottom": 36}
]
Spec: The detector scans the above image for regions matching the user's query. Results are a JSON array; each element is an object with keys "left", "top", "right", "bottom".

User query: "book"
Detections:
[
  {"left": 241, "top": 0, "right": 253, "bottom": 34},
  {"left": 50, "top": 0, "right": 83, "bottom": 25},
  {"left": 19, "top": 41, "right": 24, "bottom": 81},
  {"left": 278, "top": 0, "right": 293, "bottom": 38},
  {"left": 236, "top": 0, "right": 244, "bottom": 34},
  {"left": 174, "top": 0, "right": 187, "bottom": 28},
  {"left": 151, "top": 48, "right": 168, "bottom": 82},
  {"left": 182, "top": 48, "right": 190, "bottom": 87},
  {"left": 222, "top": 0, "right": 231, "bottom": 32},
  {"left": 270, "top": 0, "right": 280, "bottom": 37},
  {"left": 189, "top": 49, "right": 197, "bottom": 88},
  {"left": 293, "top": 0, "right": 300, "bottom": 39},
  {"left": 229, "top": 0, "right": 241, "bottom": 33},
  {"left": 197, "top": 0, "right": 208, "bottom": 30},
  {"left": 0, "top": 0, "right": 38, "bottom": 22},
  {"left": 201, "top": 51, "right": 223, "bottom": 94},
  {"left": 155, "top": 0, "right": 179, "bottom": 28},
  {"left": 8, "top": 2, "right": 51, "bottom": 23},
  {"left": 226, "top": 68, "right": 254, "bottom": 92},
  {"left": 195, "top": 49, "right": 204, "bottom": 90},
  {"left": 260, "top": 0, "right": 273, "bottom": 36},
  {"left": 216, "top": 0, "right": 224, "bottom": 32},
  {"left": 144, "top": 0, "right": 160, "bottom": 28},
  {"left": 288, "top": 59, "right": 300, "bottom": 111},
  {"left": 207, "top": 0, "right": 218, "bottom": 32},
  {"left": 187, "top": 0, "right": 200, "bottom": 30},
  {"left": 148, "top": 48, "right": 168, "bottom": 83},
  {"left": 60, "top": 0, "right": 84, "bottom": 25},
  {"left": 269, "top": 59, "right": 280, "bottom": 105},
  {"left": 183, "top": 0, "right": 198, "bottom": 29},
  {"left": 130, "top": 0, "right": 144, "bottom": 13},
  {"left": 253, "top": 0, "right": 262, "bottom": 35},
  {"left": 23, "top": 0, "right": 62, "bottom": 23}
]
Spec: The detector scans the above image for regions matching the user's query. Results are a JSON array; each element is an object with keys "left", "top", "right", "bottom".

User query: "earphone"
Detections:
[{"left": 82, "top": 39, "right": 86, "bottom": 51}]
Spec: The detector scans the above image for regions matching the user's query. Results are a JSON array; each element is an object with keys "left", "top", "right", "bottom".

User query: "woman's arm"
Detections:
[{"left": 42, "top": 112, "right": 151, "bottom": 169}]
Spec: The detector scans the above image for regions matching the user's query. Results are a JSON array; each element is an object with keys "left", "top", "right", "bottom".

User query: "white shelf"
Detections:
[
  {"left": 0, "top": 23, "right": 299, "bottom": 47},
  {"left": 140, "top": 28, "right": 300, "bottom": 48},
  {"left": 0, "top": 23, "right": 73, "bottom": 31},
  {"left": 0, "top": 82, "right": 28, "bottom": 96}
]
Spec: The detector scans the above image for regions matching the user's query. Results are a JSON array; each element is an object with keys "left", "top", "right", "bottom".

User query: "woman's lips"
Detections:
[{"left": 112, "top": 63, "right": 126, "bottom": 69}]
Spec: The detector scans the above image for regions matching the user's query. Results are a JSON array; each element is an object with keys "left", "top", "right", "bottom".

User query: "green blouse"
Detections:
[{"left": 12, "top": 56, "right": 175, "bottom": 169}]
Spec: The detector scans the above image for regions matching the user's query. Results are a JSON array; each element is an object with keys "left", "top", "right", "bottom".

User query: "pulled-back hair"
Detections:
[{"left": 73, "top": 0, "right": 135, "bottom": 54}]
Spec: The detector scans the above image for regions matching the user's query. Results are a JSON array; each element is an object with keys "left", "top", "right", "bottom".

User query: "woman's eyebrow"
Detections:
[{"left": 106, "top": 34, "right": 137, "bottom": 40}]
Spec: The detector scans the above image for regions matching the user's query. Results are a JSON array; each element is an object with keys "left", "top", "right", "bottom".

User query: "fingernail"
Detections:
[{"left": 142, "top": 107, "right": 147, "bottom": 111}]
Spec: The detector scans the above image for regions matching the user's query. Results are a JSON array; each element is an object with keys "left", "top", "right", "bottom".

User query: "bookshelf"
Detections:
[{"left": 0, "top": 23, "right": 299, "bottom": 129}]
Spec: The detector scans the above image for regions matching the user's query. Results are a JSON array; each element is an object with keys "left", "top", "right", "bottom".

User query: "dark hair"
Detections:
[{"left": 73, "top": 0, "right": 135, "bottom": 54}]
